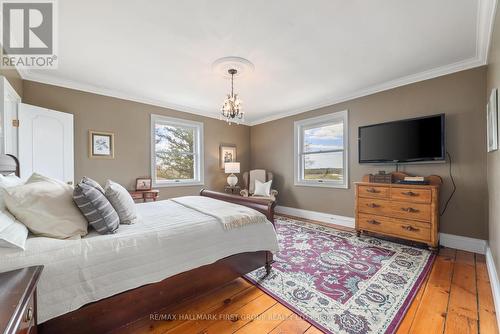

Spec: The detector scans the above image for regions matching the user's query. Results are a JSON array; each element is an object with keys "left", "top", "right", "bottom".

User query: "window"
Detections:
[
  {"left": 151, "top": 115, "right": 204, "bottom": 187},
  {"left": 294, "top": 110, "right": 348, "bottom": 188}
]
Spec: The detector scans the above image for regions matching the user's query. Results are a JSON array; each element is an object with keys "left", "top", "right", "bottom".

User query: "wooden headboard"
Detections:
[{"left": 0, "top": 154, "right": 19, "bottom": 176}]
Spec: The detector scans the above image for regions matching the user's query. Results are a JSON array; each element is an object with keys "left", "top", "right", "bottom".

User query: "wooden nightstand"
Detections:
[
  {"left": 224, "top": 185, "right": 241, "bottom": 194},
  {"left": 129, "top": 189, "right": 160, "bottom": 202},
  {"left": 0, "top": 266, "right": 43, "bottom": 334}
]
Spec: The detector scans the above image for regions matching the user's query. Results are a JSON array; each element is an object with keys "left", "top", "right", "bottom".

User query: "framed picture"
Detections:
[
  {"left": 220, "top": 144, "right": 236, "bottom": 169},
  {"left": 487, "top": 88, "right": 498, "bottom": 152},
  {"left": 89, "top": 130, "right": 115, "bottom": 159},
  {"left": 136, "top": 177, "right": 152, "bottom": 191}
]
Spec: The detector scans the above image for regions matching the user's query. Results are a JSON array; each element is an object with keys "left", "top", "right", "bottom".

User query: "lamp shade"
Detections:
[{"left": 224, "top": 162, "right": 240, "bottom": 173}]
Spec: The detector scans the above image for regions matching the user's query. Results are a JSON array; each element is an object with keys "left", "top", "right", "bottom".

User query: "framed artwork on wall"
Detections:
[
  {"left": 487, "top": 88, "right": 498, "bottom": 153},
  {"left": 219, "top": 144, "right": 236, "bottom": 169},
  {"left": 89, "top": 130, "right": 115, "bottom": 159}
]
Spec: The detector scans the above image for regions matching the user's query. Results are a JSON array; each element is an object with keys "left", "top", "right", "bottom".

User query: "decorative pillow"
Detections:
[
  {"left": 0, "top": 210, "right": 28, "bottom": 250},
  {"left": 4, "top": 173, "right": 88, "bottom": 239},
  {"left": 0, "top": 174, "right": 24, "bottom": 211},
  {"left": 104, "top": 180, "right": 138, "bottom": 224},
  {"left": 80, "top": 176, "right": 105, "bottom": 194},
  {"left": 74, "top": 177, "right": 119, "bottom": 234},
  {"left": 253, "top": 179, "right": 272, "bottom": 197}
]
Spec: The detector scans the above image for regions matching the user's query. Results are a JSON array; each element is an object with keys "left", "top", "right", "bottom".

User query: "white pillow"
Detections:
[
  {"left": 4, "top": 173, "right": 88, "bottom": 239},
  {"left": 104, "top": 180, "right": 138, "bottom": 224},
  {"left": 253, "top": 179, "right": 272, "bottom": 197},
  {"left": 0, "top": 174, "right": 24, "bottom": 211},
  {"left": 0, "top": 210, "right": 28, "bottom": 250}
]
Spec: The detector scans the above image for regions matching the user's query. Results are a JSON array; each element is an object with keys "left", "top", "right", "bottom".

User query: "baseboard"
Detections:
[
  {"left": 275, "top": 206, "right": 487, "bottom": 254},
  {"left": 486, "top": 246, "right": 500, "bottom": 331},
  {"left": 275, "top": 206, "right": 355, "bottom": 229},
  {"left": 439, "top": 233, "right": 487, "bottom": 255}
]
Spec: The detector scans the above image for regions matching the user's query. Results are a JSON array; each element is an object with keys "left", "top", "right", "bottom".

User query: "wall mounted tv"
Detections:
[{"left": 358, "top": 114, "right": 445, "bottom": 164}]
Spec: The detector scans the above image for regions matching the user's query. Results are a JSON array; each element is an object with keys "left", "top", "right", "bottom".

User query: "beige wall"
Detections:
[
  {"left": 22, "top": 80, "right": 251, "bottom": 200},
  {"left": 488, "top": 9, "right": 500, "bottom": 281},
  {"left": 251, "top": 67, "right": 488, "bottom": 239}
]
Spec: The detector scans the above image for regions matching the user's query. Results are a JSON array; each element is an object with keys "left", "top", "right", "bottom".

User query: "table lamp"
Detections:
[{"left": 224, "top": 162, "right": 240, "bottom": 186}]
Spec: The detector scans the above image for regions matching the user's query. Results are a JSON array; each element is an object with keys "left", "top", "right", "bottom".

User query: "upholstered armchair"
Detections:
[{"left": 240, "top": 169, "right": 278, "bottom": 202}]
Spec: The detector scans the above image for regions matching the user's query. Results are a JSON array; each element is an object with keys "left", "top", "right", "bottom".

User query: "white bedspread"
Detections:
[{"left": 0, "top": 199, "right": 279, "bottom": 323}]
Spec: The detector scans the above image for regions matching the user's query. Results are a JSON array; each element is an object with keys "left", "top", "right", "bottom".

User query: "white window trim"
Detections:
[
  {"left": 294, "top": 110, "right": 349, "bottom": 189},
  {"left": 151, "top": 114, "right": 204, "bottom": 187}
]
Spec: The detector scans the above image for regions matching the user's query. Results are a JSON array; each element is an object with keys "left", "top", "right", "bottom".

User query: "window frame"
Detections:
[
  {"left": 151, "top": 114, "right": 204, "bottom": 187},
  {"left": 293, "top": 110, "right": 349, "bottom": 189}
]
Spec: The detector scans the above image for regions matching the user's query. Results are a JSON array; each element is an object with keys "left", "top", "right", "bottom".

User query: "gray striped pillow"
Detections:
[{"left": 73, "top": 177, "right": 119, "bottom": 234}]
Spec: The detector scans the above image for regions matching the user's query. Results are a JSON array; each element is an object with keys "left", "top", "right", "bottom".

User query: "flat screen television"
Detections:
[{"left": 358, "top": 114, "right": 445, "bottom": 164}]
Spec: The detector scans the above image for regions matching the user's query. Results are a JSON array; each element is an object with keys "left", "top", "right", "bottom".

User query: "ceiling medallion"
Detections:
[{"left": 213, "top": 57, "right": 254, "bottom": 124}]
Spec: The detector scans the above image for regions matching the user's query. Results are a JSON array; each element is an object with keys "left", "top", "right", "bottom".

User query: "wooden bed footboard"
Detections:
[
  {"left": 200, "top": 189, "right": 276, "bottom": 223},
  {"left": 39, "top": 251, "right": 272, "bottom": 334}
]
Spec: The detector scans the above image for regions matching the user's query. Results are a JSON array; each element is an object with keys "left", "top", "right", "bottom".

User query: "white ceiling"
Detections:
[{"left": 21, "top": 0, "right": 496, "bottom": 125}]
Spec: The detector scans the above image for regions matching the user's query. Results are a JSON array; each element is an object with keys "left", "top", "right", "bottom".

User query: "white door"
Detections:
[
  {"left": 18, "top": 103, "right": 74, "bottom": 184},
  {"left": 0, "top": 77, "right": 21, "bottom": 156}
]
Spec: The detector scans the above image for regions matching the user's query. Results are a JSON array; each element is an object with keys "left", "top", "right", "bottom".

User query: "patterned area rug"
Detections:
[{"left": 245, "top": 216, "right": 434, "bottom": 334}]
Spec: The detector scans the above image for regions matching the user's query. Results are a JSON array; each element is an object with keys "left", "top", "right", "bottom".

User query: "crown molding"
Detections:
[
  {"left": 248, "top": 56, "right": 485, "bottom": 126},
  {"left": 17, "top": 0, "right": 497, "bottom": 127},
  {"left": 20, "top": 72, "right": 252, "bottom": 125}
]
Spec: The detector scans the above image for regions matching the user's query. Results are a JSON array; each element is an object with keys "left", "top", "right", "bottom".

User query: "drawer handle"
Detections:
[
  {"left": 402, "top": 191, "right": 418, "bottom": 196},
  {"left": 25, "top": 307, "right": 33, "bottom": 322},
  {"left": 367, "top": 219, "right": 381, "bottom": 225},
  {"left": 366, "top": 188, "right": 380, "bottom": 193},
  {"left": 366, "top": 203, "right": 380, "bottom": 208},
  {"left": 402, "top": 225, "right": 419, "bottom": 232},
  {"left": 401, "top": 207, "right": 419, "bottom": 213}
]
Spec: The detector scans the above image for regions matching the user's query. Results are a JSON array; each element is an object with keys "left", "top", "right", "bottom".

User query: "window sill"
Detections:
[
  {"left": 154, "top": 181, "right": 204, "bottom": 188},
  {"left": 294, "top": 181, "right": 349, "bottom": 189}
]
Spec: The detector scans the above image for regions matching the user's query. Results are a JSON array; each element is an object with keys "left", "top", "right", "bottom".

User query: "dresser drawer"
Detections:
[
  {"left": 390, "top": 187, "right": 431, "bottom": 203},
  {"left": 358, "top": 198, "right": 391, "bottom": 216},
  {"left": 358, "top": 213, "right": 431, "bottom": 242},
  {"left": 358, "top": 185, "right": 390, "bottom": 199},
  {"left": 388, "top": 201, "right": 431, "bottom": 222}
]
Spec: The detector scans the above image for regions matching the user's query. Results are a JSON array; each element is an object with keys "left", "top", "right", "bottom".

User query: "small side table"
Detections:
[
  {"left": 224, "top": 185, "right": 241, "bottom": 194},
  {"left": 129, "top": 189, "right": 160, "bottom": 202},
  {"left": 0, "top": 266, "right": 43, "bottom": 334}
]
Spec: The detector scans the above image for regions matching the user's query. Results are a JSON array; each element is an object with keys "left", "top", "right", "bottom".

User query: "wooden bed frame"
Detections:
[{"left": 0, "top": 152, "right": 275, "bottom": 334}]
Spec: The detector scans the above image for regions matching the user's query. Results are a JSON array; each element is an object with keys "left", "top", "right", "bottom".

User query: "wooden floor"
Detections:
[{"left": 116, "top": 247, "right": 498, "bottom": 334}]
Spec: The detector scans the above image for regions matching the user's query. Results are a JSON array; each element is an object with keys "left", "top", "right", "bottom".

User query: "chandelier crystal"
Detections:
[{"left": 220, "top": 69, "right": 244, "bottom": 124}]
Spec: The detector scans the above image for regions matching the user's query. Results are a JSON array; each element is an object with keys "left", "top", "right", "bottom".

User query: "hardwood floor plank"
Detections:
[
  {"left": 235, "top": 302, "right": 293, "bottom": 334},
  {"left": 304, "top": 326, "right": 324, "bottom": 334},
  {"left": 198, "top": 293, "right": 277, "bottom": 334},
  {"left": 408, "top": 248, "right": 456, "bottom": 334},
  {"left": 268, "top": 313, "right": 311, "bottom": 334},
  {"left": 476, "top": 254, "right": 499, "bottom": 334},
  {"left": 396, "top": 270, "right": 431, "bottom": 334},
  {"left": 444, "top": 251, "right": 478, "bottom": 334},
  {"left": 165, "top": 286, "right": 264, "bottom": 334},
  {"left": 115, "top": 278, "right": 252, "bottom": 334}
]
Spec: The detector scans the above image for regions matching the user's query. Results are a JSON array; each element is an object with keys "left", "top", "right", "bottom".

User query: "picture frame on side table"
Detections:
[
  {"left": 219, "top": 144, "right": 237, "bottom": 169},
  {"left": 89, "top": 130, "right": 115, "bottom": 159},
  {"left": 136, "top": 178, "right": 152, "bottom": 191},
  {"left": 487, "top": 88, "right": 498, "bottom": 152}
]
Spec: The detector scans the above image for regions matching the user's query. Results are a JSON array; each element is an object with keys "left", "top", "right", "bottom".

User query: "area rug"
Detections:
[{"left": 245, "top": 216, "right": 435, "bottom": 334}]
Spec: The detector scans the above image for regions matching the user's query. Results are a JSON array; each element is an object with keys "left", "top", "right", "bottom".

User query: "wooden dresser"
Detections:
[
  {"left": 355, "top": 176, "right": 441, "bottom": 250},
  {"left": 0, "top": 266, "right": 43, "bottom": 334}
]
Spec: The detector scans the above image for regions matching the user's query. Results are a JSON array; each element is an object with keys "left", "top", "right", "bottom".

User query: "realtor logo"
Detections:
[{"left": 1, "top": 0, "right": 57, "bottom": 68}]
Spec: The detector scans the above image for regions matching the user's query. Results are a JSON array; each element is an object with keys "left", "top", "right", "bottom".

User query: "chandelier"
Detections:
[{"left": 220, "top": 68, "right": 243, "bottom": 124}]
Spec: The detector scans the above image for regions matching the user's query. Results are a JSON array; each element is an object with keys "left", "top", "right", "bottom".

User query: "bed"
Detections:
[{"left": 0, "top": 155, "right": 279, "bottom": 334}]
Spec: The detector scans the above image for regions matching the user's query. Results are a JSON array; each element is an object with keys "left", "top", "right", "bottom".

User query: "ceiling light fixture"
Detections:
[{"left": 220, "top": 68, "right": 243, "bottom": 124}]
